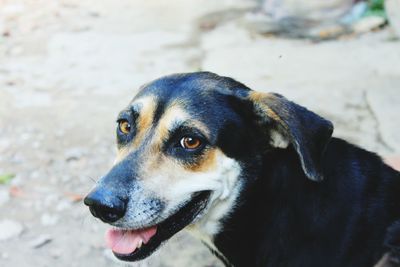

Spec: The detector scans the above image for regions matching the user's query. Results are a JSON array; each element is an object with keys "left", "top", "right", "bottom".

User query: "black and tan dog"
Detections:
[{"left": 84, "top": 72, "right": 400, "bottom": 267}]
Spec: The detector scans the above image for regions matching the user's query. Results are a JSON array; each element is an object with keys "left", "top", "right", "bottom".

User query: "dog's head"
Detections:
[{"left": 84, "top": 72, "right": 333, "bottom": 261}]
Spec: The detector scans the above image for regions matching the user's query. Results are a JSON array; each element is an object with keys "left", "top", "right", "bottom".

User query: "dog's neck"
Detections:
[
  {"left": 209, "top": 147, "right": 314, "bottom": 267},
  {"left": 186, "top": 158, "right": 244, "bottom": 266},
  {"left": 187, "top": 179, "right": 243, "bottom": 267}
]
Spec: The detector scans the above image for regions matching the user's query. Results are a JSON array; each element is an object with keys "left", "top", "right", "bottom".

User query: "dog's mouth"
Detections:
[{"left": 105, "top": 190, "right": 211, "bottom": 262}]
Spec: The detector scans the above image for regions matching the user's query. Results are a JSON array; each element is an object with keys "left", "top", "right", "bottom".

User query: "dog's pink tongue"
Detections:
[{"left": 105, "top": 227, "right": 157, "bottom": 255}]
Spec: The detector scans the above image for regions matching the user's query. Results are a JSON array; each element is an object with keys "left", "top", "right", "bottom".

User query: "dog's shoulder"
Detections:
[
  {"left": 323, "top": 137, "right": 400, "bottom": 213},
  {"left": 324, "top": 137, "right": 399, "bottom": 182},
  {"left": 324, "top": 138, "right": 400, "bottom": 264}
]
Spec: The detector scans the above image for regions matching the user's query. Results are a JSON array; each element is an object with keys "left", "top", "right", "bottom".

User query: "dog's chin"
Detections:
[{"left": 110, "top": 190, "right": 211, "bottom": 262}]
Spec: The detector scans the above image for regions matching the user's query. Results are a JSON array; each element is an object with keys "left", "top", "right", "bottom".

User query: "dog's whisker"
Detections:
[
  {"left": 85, "top": 175, "right": 98, "bottom": 184},
  {"left": 80, "top": 212, "right": 95, "bottom": 227}
]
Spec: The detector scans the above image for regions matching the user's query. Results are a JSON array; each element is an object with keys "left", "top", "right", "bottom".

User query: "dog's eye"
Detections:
[
  {"left": 180, "top": 137, "right": 202, "bottom": 150},
  {"left": 118, "top": 120, "right": 131, "bottom": 134}
]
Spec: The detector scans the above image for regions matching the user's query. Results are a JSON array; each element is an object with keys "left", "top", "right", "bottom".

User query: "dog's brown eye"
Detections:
[
  {"left": 180, "top": 137, "right": 202, "bottom": 150},
  {"left": 118, "top": 120, "right": 131, "bottom": 134}
]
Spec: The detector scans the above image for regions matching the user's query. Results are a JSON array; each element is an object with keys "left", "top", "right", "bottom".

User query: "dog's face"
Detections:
[{"left": 84, "top": 72, "right": 333, "bottom": 262}]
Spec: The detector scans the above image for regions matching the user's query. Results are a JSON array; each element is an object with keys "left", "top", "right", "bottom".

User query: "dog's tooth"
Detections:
[{"left": 137, "top": 239, "right": 143, "bottom": 249}]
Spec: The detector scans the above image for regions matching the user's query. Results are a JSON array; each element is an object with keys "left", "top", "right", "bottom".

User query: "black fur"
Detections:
[{"left": 214, "top": 139, "right": 400, "bottom": 267}]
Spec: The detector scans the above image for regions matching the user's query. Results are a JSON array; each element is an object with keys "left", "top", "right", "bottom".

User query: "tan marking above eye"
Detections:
[
  {"left": 180, "top": 137, "right": 202, "bottom": 150},
  {"left": 118, "top": 120, "right": 131, "bottom": 134},
  {"left": 130, "top": 96, "right": 157, "bottom": 149}
]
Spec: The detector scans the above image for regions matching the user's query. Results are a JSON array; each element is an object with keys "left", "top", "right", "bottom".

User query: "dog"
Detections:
[{"left": 84, "top": 72, "right": 400, "bottom": 267}]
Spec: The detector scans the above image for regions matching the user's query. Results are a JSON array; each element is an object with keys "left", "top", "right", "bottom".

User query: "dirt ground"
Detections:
[{"left": 0, "top": 1, "right": 399, "bottom": 267}]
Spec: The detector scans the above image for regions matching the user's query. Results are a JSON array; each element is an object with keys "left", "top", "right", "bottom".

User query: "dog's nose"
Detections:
[{"left": 83, "top": 189, "right": 127, "bottom": 223}]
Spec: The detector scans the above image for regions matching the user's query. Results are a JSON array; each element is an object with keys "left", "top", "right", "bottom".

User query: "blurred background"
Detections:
[{"left": 0, "top": 0, "right": 399, "bottom": 266}]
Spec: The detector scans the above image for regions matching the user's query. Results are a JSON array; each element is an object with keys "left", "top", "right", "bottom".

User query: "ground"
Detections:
[{"left": 0, "top": 0, "right": 399, "bottom": 266}]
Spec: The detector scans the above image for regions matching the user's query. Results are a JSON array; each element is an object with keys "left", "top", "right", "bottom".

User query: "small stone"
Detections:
[
  {"left": 29, "top": 235, "right": 52, "bottom": 249},
  {"left": 40, "top": 213, "right": 59, "bottom": 226},
  {"left": 0, "top": 220, "right": 23, "bottom": 241},
  {"left": 352, "top": 16, "right": 386, "bottom": 34},
  {"left": 64, "top": 147, "right": 87, "bottom": 161},
  {"left": 50, "top": 248, "right": 62, "bottom": 259}
]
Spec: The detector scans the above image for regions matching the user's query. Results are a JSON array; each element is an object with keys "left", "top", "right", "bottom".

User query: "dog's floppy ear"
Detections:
[{"left": 238, "top": 90, "right": 334, "bottom": 182}]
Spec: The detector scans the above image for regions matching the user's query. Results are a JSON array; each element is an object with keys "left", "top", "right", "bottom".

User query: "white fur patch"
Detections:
[
  {"left": 185, "top": 152, "right": 243, "bottom": 237},
  {"left": 269, "top": 129, "right": 289, "bottom": 148},
  {"left": 142, "top": 150, "right": 243, "bottom": 239}
]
